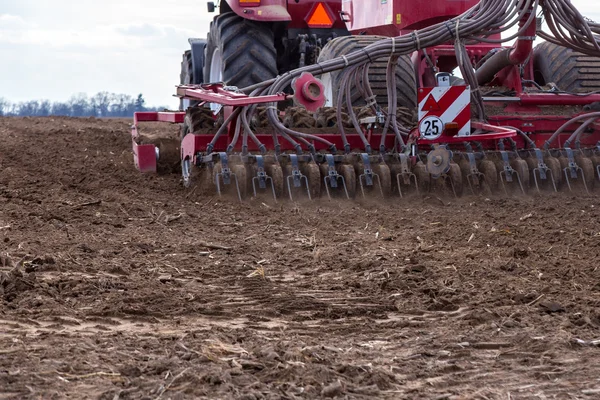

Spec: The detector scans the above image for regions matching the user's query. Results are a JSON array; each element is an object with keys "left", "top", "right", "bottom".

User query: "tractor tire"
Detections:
[
  {"left": 180, "top": 50, "right": 196, "bottom": 110},
  {"left": 204, "top": 12, "right": 278, "bottom": 90},
  {"left": 533, "top": 41, "right": 600, "bottom": 92},
  {"left": 317, "top": 36, "right": 417, "bottom": 109}
]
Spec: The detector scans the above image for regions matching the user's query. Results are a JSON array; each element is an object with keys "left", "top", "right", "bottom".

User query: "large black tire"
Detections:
[
  {"left": 180, "top": 50, "right": 195, "bottom": 110},
  {"left": 533, "top": 41, "right": 600, "bottom": 92},
  {"left": 204, "top": 12, "right": 278, "bottom": 89},
  {"left": 317, "top": 36, "right": 417, "bottom": 109}
]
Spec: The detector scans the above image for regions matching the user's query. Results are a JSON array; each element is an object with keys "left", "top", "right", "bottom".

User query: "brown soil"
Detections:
[{"left": 1, "top": 116, "right": 600, "bottom": 399}]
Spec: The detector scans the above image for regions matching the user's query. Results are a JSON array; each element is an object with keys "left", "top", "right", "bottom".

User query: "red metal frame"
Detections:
[
  {"left": 342, "top": 0, "right": 480, "bottom": 36},
  {"left": 176, "top": 84, "right": 289, "bottom": 106},
  {"left": 224, "top": 0, "right": 291, "bottom": 21},
  {"left": 131, "top": 112, "right": 185, "bottom": 173},
  {"left": 223, "top": 0, "right": 346, "bottom": 30}
]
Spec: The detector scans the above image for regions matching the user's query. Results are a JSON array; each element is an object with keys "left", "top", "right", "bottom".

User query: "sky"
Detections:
[{"left": 1, "top": 0, "right": 600, "bottom": 108}]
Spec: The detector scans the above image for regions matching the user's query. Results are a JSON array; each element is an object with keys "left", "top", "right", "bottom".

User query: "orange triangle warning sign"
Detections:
[
  {"left": 423, "top": 94, "right": 440, "bottom": 112},
  {"left": 307, "top": 3, "right": 334, "bottom": 28}
]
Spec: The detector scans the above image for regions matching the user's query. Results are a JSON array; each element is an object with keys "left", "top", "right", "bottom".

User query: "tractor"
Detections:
[
  {"left": 132, "top": 0, "right": 600, "bottom": 201},
  {"left": 180, "top": 0, "right": 349, "bottom": 110}
]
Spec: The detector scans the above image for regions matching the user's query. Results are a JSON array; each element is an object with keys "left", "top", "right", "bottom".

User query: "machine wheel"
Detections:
[
  {"left": 232, "top": 164, "right": 249, "bottom": 199},
  {"left": 204, "top": 12, "right": 278, "bottom": 90},
  {"left": 413, "top": 161, "right": 430, "bottom": 194},
  {"left": 303, "top": 162, "right": 322, "bottom": 199},
  {"left": 545, "top": 156, "right": 563, "bottom": 188},
  {"left": 266, "top": 163, "right": 285, "bottom": 199},
  {"left": 374, "top": 163, "right": 392, "bottom": 197},
  {"left": 576, "top": 155, "right": 595, "bottom": 190},
  {"left": 317, "top": 36, "right": 417, "bottom": 108},
  {"left": 340, "top": 164, "right": 357, "bottom": 199},
  {"left": 479, "top": 160, "right": 498, "bottom": 193},
  {"left": 449, "top": 163, "right": 463, "bottom": 197},
  {"left": 592, "top": 154, "right": 600, "bottom": 182},
  {"left": 533, "top": 41, "right": 600, "bottom": 92},
  {"left": 510, "top": 159, "right": 530, "bottom": 192}
]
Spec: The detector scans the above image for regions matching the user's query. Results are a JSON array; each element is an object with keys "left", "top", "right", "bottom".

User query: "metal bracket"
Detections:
[
  {"left": 498, "top": 152, "right": 525, "bottom": 195},
  {"left": 533, "top": 149, "right": 547, "bottom": 180},
  {"left": 215, "top": 152, "right": 242, "bottom": 202},
  {"left": 251, "top": 155, "right": 277, "bottom": 201},
  {"left": 323, "top": 154, "right": 349, "bottom": 199},
  {"left": 532, "top": 149, "right": 557, "bottom": 193},
  {"left": 358, "top": 154, "right": 383, "bottom": 198},
  {"left": 286, "top": 154, "right": 311, "bottom": 201},
  {"left": 565, "top": 148, "right": 579, "bottom": 180},
  {"left": 499, "top": 151, "right": 514, "bottom": 183}
]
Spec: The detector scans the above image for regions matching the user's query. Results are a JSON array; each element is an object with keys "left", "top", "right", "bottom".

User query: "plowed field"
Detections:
[{"left": 1, "top": 116, "right": 600, "bottom": 399}]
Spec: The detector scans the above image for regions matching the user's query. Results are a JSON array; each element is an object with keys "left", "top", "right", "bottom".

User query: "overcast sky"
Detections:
[{"left": 1, "top": 1, "right": 599, "bottom": 108}]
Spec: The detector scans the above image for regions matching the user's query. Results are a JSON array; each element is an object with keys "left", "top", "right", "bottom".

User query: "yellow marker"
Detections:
[{"left": 396, "top": 14, "right": 402, "bottom": 24}]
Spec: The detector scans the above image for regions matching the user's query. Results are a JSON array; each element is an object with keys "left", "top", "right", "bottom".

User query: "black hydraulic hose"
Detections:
[
  {"left": 207, "top": 107, "right": 242, "bottom": 154},
  {"left": 544, "top": 112, "right": 600, "bottom": 150},
  {"left": 344, "top": 68, "right": 371, "bottom": 153},
  {"left": 565, "top": 117, "right": 600, "bottom": 149},
  {"left": 475, "top": 48, "right": 512, "bottom": 86}
]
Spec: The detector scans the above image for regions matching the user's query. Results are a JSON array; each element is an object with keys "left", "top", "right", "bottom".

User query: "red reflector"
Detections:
[
  {"left": 239, "top": 0, "right": 260, "bottom": 6},
  {"left": 306, "top": 2, "right": 334, "bottom": 28}
]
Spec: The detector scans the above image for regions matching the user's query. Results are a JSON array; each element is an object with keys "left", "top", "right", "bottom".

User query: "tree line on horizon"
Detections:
[{"left": 0, "top": 92, "right": 169, "bottom": 118}]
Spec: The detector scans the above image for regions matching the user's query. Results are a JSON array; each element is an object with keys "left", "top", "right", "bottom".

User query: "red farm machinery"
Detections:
[{"left": 132, "top": 0, "right": 600, "bottom": 200}]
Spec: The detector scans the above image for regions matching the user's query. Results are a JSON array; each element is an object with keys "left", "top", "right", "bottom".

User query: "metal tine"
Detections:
[
  {"left": 251, "top": 155, "right": 277, "bottom": 202},
  {"left": 287, "top": 174, "right": 311, "bottom": 201},
  {"left": 466, "top": 172, "right": 485, "bottom": 195},
  {"left": 444, "top": 173, "right": 458, "bottom": 198},
  {"left": 597, "top": 164, "right": 600, "bottom": 182},
  {"left": 214, "top": 152, "right": 242, "bottom": 202},
  {"left": 563, "top": 166, "right": 590, "bottom": 194},
  {"left": 252, "top": 175, "right": 277, "bottom": 201},
  {"left": 359, "top": 173, "right": 383, "bottom": 198},
  {"left": 499, "top": 169, "right": 525, "bottom": 195},
  {"left": 324, "top": 174, "right": 349, "bottom": 200},
  {"left": 215, "top": 171, "right": 242, "bottom": 202},
  {"left": 532, "top": 167, "right": 557, "bottom": 193},
  {"left": 358, "top": 154, "right": 383, "bottom": 198},
  {"left": 396, "top": 172, "right": 419, "bottom": 198}
]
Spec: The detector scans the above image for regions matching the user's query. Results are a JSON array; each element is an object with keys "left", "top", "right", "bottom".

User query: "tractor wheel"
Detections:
[
  {"left": 204, "top": 12, "right": 278, "bottom": 91},
  {"left": 180, "top": 50, "right": 195, "bottom": 110},
  {"left": 533, "top": 41, "right": 600, "bottom": 93},
  {"left": 317, "top": 36, "right": 417, "bottom": 109}
]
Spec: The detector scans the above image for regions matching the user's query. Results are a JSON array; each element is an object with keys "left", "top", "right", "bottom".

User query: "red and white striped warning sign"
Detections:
[{"left": 417, "top": 86, "right": 471, "bottom": 139}]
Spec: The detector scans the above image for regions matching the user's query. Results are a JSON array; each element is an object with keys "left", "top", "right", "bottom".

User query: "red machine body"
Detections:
[
  {"left": 222, "top": 0, "right": 347, "bottom": 30},
  {"left": 342, "top": 0, "right": 479, "bottom": 36}
]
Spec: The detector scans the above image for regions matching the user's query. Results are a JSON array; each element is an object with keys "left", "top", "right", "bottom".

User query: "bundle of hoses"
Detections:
[{"left": 219, "top": 0, "right": 600, "bottom": 156}]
